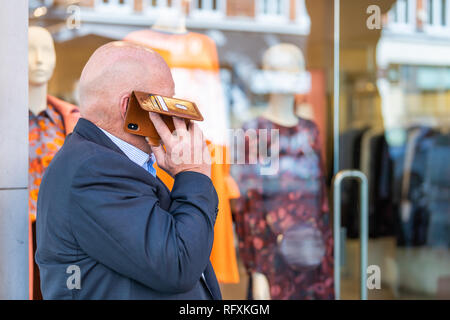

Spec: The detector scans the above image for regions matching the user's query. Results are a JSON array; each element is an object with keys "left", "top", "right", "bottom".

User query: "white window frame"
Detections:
[
  {"left": 143, "top": 0, "right": 181, "bottom": 16},
  {"left": 94, "top": 0, "right": 133, "bottom": 14},
  {"left": 255, "top": 0, "right": 290, "bottom": 23},
  {"left": 295, "top": 0, "right": 311, "bottom": 32},
  {"left": 423, "top": 0, "right": 450, "bottom": 36},
  {"left": 190, "top": 0, "right": 226, "bottom": 19},
  {"left": 386, "top": 0, "right": 416, "bottom": 33}
]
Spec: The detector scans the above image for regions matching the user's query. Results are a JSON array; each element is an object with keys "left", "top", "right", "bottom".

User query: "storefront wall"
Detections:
[
  {"left": 0, "top": 0, "right": 30, "bottom": 299},
  {"left": 18, "top": 0, "right": 450, "bottom": 300}
]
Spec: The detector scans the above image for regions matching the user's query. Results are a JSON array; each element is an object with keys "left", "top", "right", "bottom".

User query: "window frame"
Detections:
[
  {"left": 423, "top": 0, "right": 450, "bottom": 36},
  {"left": 386, "top": 0, "right": 417, "bottom": 33},
  {"left": 189, "top": 0, "right": 226, "bottom": 19},
  {"left": 255, "top": 0, "right": 290, "bottom": 23},
  {"left": 95, "top": 0, "right": 134, "bottom": 14}
]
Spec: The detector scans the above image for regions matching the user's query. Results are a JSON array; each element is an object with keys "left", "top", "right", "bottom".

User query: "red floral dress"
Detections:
[
  {"left": 29, "top": 103, "right": 66, "bottom": 220},
  {"left": 231, "top": 116, "right": 334, "bottom": 300}
]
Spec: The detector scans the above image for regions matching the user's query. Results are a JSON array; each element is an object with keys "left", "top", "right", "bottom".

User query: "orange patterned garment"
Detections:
[
  {"left": 29, "top": 97, "right": 80, "bottom": 221},
  {"left": 28, "top": 97, "right": 79, "bottom": 300},
  {"left": 29, "top": 103, "right": 65, "bottom": 221}
]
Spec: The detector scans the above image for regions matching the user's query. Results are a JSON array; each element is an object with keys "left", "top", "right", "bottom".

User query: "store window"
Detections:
[{"left": 22, "top": 0, "right": 450, "bottom": 301}]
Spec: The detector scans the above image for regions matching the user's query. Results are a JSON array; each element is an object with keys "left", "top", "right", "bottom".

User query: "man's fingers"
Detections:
[
  {"left": 190, "top": 122, "right": 204, "bottom": 142},
  {"left": 150, "top": 144, "right": 166, "bottom": 165},
  {"left": 173, "top": 117, "right": 188, "bottom": 135},
  {"left": 149, "top": 112, "right": 172, "bottom": 144}
]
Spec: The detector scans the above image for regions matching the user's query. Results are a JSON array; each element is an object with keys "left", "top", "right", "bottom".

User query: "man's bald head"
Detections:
[
  {"left": 79, "top": 41, "right": 174, "bottom": 127},
  {"left": 78, "top": 41, "right": 174, "bottom": 152}
]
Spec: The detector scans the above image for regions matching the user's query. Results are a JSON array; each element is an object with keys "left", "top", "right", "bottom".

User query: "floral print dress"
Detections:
[{"left": 231, "top": 116, "right": 334, "bottom": 300}]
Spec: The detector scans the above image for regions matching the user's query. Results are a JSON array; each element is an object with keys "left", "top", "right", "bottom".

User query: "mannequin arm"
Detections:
[{"left": 252, "top": 272, "right": 271, "bottom": 300}]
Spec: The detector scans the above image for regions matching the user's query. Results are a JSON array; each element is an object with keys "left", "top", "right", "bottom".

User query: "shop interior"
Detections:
[{"left": 19, "top": 0, "right": 450, "bottom": 300}]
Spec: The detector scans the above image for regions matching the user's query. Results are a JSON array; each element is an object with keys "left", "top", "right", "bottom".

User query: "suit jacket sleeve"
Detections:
[{"left": 70, "top": 152, "right": 219, "bottom": 294}]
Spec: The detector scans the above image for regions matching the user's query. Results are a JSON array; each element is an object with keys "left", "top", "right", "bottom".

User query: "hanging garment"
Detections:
[
  {"left": 423, "top": 131, "right": 450, "bottom": 248},
  {"left": 359, "top": 129, "right": 395, "bottom": 237},
  {"left": 29, "top": 96, "right": 80, "bottom": 220},
  {"left": 374, "top": 135, "right": 395, "bottom": 237},
  {"left": 124, "top": 29, "right": 240, "bottom": 283},
  {"left": 231, "top": 116, "right": 334, "bottom": 300},
  {"left": 397, "top": 127, "right": 437, "bottom": 247},
  {"left": 339, "top": 127, "right": 369, "bottom": 238}
]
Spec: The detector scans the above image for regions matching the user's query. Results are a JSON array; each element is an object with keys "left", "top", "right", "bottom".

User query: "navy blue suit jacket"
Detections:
[{"left": 36, "top": 118, "right": 222, "bottom": 300}]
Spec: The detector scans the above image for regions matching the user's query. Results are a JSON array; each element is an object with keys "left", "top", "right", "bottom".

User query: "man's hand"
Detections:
[{"left": 148, "top": 112, "right": 211, "bottom": 179}]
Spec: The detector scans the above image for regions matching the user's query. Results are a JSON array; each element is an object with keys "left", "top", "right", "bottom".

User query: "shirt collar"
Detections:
[
  {"left": 100, "top": 128, "right": 150, "bottom": 168},
  {"left": 45, "top": 103, "right": 60, "bottom": 124},
  {"left": 29, "top": 103, "right": 59, "bottom": 125}
]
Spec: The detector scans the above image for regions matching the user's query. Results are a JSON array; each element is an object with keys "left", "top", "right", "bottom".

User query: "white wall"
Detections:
[{"left": 0, "top": 0, "right": 29, "bottom": 299}]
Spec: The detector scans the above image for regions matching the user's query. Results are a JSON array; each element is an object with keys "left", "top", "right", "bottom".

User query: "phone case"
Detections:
[{"left": 124, "top": 91, "right": 203, "bottom": 146}]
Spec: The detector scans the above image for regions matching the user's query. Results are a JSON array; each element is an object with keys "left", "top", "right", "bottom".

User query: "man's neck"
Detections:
[{"left": 98, "top": 124, "right": 152, "bottom": 155}]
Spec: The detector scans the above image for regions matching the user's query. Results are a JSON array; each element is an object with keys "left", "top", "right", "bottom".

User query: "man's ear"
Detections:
[{"left": 119, "top": 93, "right": 131, "bottom": 120}]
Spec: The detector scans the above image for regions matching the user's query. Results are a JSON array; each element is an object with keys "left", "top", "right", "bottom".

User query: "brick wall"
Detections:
[{"left": 226, "top": 0, "right": 255, "bottom": 18}]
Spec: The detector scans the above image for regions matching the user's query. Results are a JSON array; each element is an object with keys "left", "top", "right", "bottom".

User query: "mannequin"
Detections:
[
  {"left": 29, "top": 27, "right": 55, "bottom": 116},
  {"left": 124, "top": 3, "right": 241, "bottom": 285},
  {"left": 232, "top": 43, "right": 334, "bottom": 300},
  {"left": 261, "top": 44, "right": 306, "bottom": 127},
  {"left": 257, "top": 43, "right": 304, "bottom": 299},
  {"left": 28, "top": 25, "right": 80, "bottom": 218},
  {"left": 28, "top": 26, "right": 80, "bottom": 300}
]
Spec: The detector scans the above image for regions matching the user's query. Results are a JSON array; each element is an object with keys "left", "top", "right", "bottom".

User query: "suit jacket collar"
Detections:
[{"left": 72, "top": 118, "right": 126, "bottom": 157}]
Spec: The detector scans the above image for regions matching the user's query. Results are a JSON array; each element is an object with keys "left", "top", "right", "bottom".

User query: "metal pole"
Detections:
[
  {"left": 333, "top": 172, "right": 342, "bottom": 300},
  {"left": 359, "top": 173, "right": 369, "bottom": 300},
  {"left": 333, "top": 0, "right": 340, "bottom": 175},
  {"left": 0, "top": 0, "right": 29, "bottom": 299}
]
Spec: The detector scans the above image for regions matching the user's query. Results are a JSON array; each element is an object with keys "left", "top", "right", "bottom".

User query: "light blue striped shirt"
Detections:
[{"left": 100, "top": 128, "right": 156, "bottom": 177}]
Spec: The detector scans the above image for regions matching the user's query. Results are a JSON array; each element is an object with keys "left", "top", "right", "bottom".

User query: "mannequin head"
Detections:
[
  {"left": 262, "top": 43, "right": 305, "bottom": 75},
  {"left": 28, "top": 26, "right": 56, "bottom": 86},
  {"left": 261, "top": 43, "right": 307, "bottom": 126}
]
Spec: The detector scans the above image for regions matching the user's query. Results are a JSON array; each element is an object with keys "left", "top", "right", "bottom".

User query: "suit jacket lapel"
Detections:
[{"left": 73, "top": 118, "right": 126, "bottom": 156}]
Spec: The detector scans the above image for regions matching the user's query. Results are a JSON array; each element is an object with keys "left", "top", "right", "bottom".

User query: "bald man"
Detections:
[{"left": 35, "top": 42, "right": 221, "bottom": 300}]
